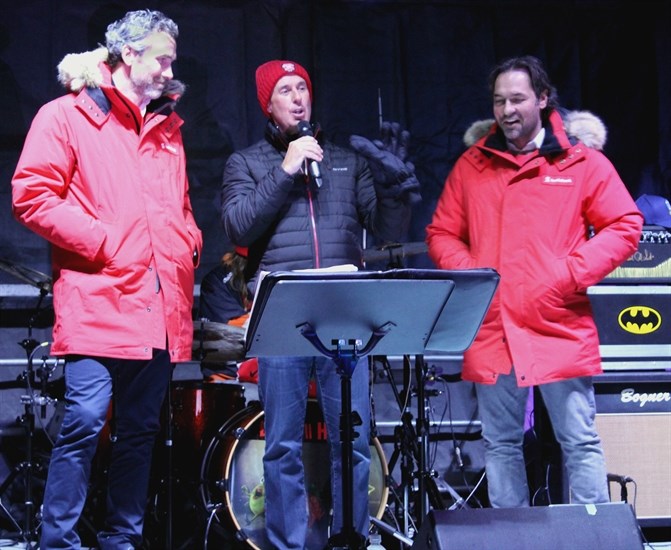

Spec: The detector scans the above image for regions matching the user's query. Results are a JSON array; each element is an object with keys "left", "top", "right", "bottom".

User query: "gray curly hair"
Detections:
[{"left": 105, "top": 9, "right": 178, "bottom": 68}]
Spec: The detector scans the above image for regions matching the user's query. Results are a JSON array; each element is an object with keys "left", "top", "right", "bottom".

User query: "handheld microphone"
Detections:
[{"left": 296, "top": 121, "right": 322, "bottom": 187}]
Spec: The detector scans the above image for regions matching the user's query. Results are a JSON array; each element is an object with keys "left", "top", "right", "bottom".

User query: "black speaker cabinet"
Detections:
[{"left": 412, "top": 504, "right": 642, "bottom": 549}]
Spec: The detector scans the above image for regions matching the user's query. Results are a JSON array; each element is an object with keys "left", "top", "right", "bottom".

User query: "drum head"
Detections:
[{"left": 200, "top": 400, "right": 388, "bottom": 549}]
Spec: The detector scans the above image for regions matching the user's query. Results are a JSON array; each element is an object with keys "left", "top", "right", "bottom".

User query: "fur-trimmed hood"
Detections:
[
  {"left": 463, "top": 109, "right": 607, "bottom": 151},
  {"left": 56, "top": 46, "right": 185, "bottom": 99}
]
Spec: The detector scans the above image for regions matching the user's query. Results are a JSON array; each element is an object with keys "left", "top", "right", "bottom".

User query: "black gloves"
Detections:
[{"left": 349, "top": 121, "right": 422, "bottom": 205}]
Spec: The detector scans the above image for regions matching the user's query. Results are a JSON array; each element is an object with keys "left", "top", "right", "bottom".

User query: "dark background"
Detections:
[
  {"left": 1, "top": 2, "right": 670, "bottom": 541},
  {"left": 1, "top": 0, "right": 670, "bottom": 296}
]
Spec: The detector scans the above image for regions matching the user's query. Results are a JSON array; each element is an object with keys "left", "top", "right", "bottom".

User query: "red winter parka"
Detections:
[
  {"left": 12, "top": 50, "right": 202, "bottom": 362},
  {"left": 426, "top": 110, "right": 642, "bottom": 387}
]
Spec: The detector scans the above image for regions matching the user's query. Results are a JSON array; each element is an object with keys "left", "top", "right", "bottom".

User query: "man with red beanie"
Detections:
[{"left": 221, "top": 59, "right": 418, "bottom": 549}]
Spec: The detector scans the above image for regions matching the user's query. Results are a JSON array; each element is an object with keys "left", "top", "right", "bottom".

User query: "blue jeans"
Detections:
[
  {"left": 40, "top": 352, "right": 171, "bottom": 549},
  {"left": 475, "top": 369, "right": 609, "bottom": 507},
  {"left": 258, "top": 355, "right": 371, "bottom": 549}
]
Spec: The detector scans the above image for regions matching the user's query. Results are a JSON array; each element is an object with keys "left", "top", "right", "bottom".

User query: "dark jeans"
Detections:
[{"left": 40, "top": 351, "right": 171, "bottom": 550}]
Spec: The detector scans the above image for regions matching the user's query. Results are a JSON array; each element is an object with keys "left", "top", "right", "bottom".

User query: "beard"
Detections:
[{"left": 132, "top": 74, "right": 166, "bottom": 102}]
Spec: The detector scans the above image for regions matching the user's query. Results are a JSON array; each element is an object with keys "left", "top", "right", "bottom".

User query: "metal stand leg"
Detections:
[
  {"left": 327, "top": 341, "right": 366, "bottom": 550},
  {"left": 373, "top": 354, "right": 476, "bottom": 544},
  {"left": 412, "top": 355, "right": 446, "bottom": 527},
  {"left": 164, "top": 371, "right": 174, "bottom": 550},
  {"left": 298, "top": 322, "right": 394, "bottom": 550},
  {"left": 0, "top": 340, "right": 53, "bottom": 547}
]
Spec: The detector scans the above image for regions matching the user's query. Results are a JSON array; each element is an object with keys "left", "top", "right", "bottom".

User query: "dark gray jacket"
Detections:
[{"left": 221, "top": 123, "right": 410, "bottom": 275}]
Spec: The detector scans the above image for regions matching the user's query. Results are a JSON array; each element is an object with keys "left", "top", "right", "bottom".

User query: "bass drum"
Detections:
[{"left": 200, "top": 400, "right": 389, "bottom": 550}]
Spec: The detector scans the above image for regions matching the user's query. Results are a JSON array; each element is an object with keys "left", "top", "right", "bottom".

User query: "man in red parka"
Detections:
[
  {"left": 11, "top": 9, "right": 202, "bottom": 549},
  {"left": 426, "top": 55, "right": 642, "bottom": 508}
]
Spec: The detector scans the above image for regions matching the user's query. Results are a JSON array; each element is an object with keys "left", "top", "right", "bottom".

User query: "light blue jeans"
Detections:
[
  {"left": 40, "top": 352, "right": 171, "bottom": 549},
  {"left": 258, "top": 355, "right": 371, "bottom": 549},
  {"left": 476, "top": 369, "right": 609, "bottom": 507}
]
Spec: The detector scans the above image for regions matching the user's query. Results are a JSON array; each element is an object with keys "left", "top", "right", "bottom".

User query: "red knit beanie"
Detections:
[{"left": 255, "top": 60, "right": 313, "bottom": 117}]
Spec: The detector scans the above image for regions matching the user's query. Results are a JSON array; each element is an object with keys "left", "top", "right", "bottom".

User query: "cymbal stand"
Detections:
[
  {"left": 0, "top": 340, "right": 52, "bottom": 546},
  {"left": 371, "top": 355, "right": 414, "bottom": 541},
  {"left": 0, "top": 286, "right": 55, "bottom": 545},
  {"left": 412, "top": 355, "right": 446, "bottom": 524},
  {"left": 164, "top": 367, "right": 174, "bottom": 549},
  {"left": 145, "top": 369, "right": 180, "bottom": 549},
  {"left": 375, "top": 355, "right": 457, "bottom": 540},
  {"left": 372, "top": 355, "right": 444, "bottom": 545}
]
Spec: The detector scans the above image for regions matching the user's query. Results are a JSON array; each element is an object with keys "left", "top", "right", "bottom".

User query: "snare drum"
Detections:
[{"left": 200, "top": 400, "right": 388, "bottom": 550}]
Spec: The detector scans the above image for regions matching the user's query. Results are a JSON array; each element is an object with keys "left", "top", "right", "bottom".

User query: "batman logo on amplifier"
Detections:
[{"left": 617, "top": 306, "right": 662, "bottom": 335}]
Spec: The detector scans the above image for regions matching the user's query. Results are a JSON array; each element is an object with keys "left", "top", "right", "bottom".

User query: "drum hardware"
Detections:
[
  {"left": 371, "top": 355, "right": 479, "bottom": 545},
  {"left": 0, "top": 340, "right": 58, "bottom": 546},
  {"left": 0, "top": 258, "right": 53, "bottom": 296},
  {"left": 0, "top": 263, "right": 60, "bottom": 546},
  {"left": 371, "top": 355, "right": 444, "bottom": 545},
  {"left": 141, "top": 380, "right": 246, "bottom": 550},
  {"left": 202, "top": 499, "right": 225, "bottom": 550},
  {"left": 369, "top": 516, "right": 413, "bottom": 548}
]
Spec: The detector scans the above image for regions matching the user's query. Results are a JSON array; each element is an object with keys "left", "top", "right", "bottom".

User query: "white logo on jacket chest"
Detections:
[{"left": 542, "top": 175, "right": 574, "bottom": 185}]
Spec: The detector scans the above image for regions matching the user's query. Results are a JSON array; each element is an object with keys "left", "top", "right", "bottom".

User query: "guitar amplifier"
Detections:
[
  {"left": 603, "top": 225, "right": 671, "bottom": 283},
  {"left": 588, "top": 285, "right": 671, "bottom": 370},
  {"left": 593, "top": 371, "right": 670, "bottom": 523},
  {"left": 589, "top": 225, "right": 671, "bottom": 370}
]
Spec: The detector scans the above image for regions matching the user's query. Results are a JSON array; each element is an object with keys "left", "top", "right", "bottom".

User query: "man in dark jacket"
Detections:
[{"left": 221, "top": 59, "right": 417, "bottom": 549}]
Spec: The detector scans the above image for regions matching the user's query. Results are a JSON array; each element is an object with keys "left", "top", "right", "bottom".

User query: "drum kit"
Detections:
[
  {"left": 199, "top": 399, "right": 389, "bottom": 550},
  {"left": 0, "top": 246, "right": 483, "bottom": 549}
]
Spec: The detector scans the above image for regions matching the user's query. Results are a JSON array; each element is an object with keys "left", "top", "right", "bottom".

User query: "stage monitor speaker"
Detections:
[
  {"left": 593, "top": 371, "right": 671, "bottom": 521},
  {"left": 411, "top": 504, "right": 642, "bottom": 549}
]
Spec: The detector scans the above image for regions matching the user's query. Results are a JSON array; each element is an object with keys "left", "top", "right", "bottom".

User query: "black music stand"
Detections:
[{"left": 246, "top": 268, "right": 499, "bottom": 549}]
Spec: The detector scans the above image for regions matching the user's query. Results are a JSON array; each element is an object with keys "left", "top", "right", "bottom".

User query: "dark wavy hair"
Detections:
[{"left": 488, "top": 55, "right": 559, "bottom": 120}]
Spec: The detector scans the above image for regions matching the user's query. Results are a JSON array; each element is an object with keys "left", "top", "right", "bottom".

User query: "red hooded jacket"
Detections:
[
  {"left": 12, "top": 50, "right": 202, "bottom": 362},
  {"left": 426, "top": 110, "right": 642, "bottom": 386}
]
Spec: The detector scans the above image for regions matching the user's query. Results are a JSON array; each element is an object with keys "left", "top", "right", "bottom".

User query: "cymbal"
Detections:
[
  {"left": 193, "top": 320, "right": 245, "bottom": 338},
  {"left": 0, "top": 257, "right": 52, "bottom": 293},
  {"left": 363, "top": 242, "right": 428, "bottom": 264},
  {"left": 193, "top": 320, "right": 245, "bottom": 363}
]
